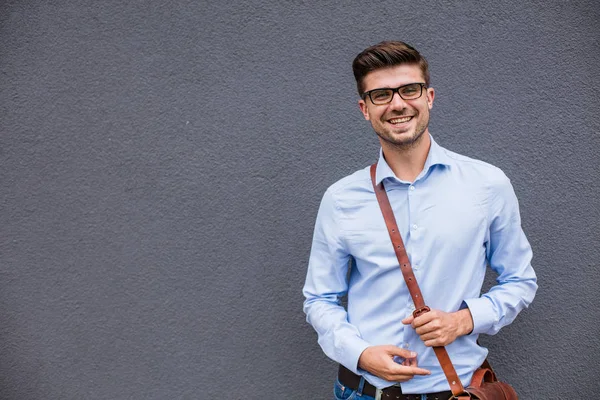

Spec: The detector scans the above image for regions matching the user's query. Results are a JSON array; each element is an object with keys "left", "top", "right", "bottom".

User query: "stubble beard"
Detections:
[{"left": 373, "top": 111, "right": 430, "bottom": 151}]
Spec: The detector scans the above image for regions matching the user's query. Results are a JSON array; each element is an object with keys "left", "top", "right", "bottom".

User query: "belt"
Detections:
[{"left": 338, "top": 365, "right": 453, "bottom": 400}]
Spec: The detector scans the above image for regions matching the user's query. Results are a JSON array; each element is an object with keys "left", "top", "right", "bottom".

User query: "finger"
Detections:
[
  {"left": 389, "top": 365, "right": 431, "bottom": 376},
  {"left": 425, "top": 336, "right": 453, "bottom": 347},
  {"left": 390, "top": 374, "right": 419, "bottom": 382},
  {"left": 402, "top": 356, "right": 417, "bottom": 367},
  {"left": 401, "top": 315, "right": 414, "bottom": 325},
  {"left": 386, "top": 374, "right": 414, "bottom": 383},
  {"left": 409, "top": 366, "right": 431, "bottom": 375},
  {"left": 380, "top": 344, "right": 408, "bottom": 357},
  {"left": 424, "top": 335, "right": 451, "bottom": 346},
  {"left": 386, "top": 347, "right": 417, "bottom": 359},
  {"left": 417, "top": 331, "right": 439, "bottom": 342},
  {"left": 415, "top": 321, "right": 444, "bottom": 336},
  {"left": 415, "top": 322, "right": 438, "bottom": 335},
  {"left": 424, "top": 339, "right": 441, "bottom": 347},
  {"left": 386, "top": 367, "right": 431, "bottom": 382},
  {"left": 412, "top": 311, "right": 435, "bottom": 328}
]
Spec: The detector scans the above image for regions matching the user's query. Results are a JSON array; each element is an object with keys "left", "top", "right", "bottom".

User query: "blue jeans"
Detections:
[{"left": 333, "top": 378, "right": 375, "bottom": 400}]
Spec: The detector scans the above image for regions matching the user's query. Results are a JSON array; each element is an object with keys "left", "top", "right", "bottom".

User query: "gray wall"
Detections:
[{"left": 1, "top": 1, "right": 598, "bottom": 399}]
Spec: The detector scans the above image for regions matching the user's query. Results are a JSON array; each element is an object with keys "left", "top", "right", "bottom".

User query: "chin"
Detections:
[
  {"left": 391, "top": 131, "right": 418, "bottom": 143},
  {"left": 378, "top": 129, "right": 426, "bottom": 148}
]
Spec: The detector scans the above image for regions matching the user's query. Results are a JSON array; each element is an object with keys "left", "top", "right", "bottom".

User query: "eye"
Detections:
[
  {"left": 400, "top": 85, "right": 419, "bottom": 96},
  {"left": 371, "top": 89, "right": 392, "bottom": 101}
]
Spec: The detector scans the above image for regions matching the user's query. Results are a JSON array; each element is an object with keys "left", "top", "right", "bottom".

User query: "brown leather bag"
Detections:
[
  {"left": 465, "top": 361, "right": 518, "bottom": 399},
  {"left": 370, "top": 164, "right": 518, "bottom": 400}
]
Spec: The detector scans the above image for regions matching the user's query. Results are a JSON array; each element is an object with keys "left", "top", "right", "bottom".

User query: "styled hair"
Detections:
[{"left": 352, "top": 41, "right": 430, "bottom": 96}]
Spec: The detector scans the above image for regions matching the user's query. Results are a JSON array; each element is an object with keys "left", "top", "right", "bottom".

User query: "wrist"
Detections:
[
  {"left": 357, "top": 346, "right": 371, "bottom": 370},
  {"left": 456, "top": 308, "right": 474, "bottom": 336}
]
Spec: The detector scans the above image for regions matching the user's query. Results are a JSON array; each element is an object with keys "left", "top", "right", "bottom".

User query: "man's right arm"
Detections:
[
  {"left": 302, "top": 190, "right": 430, "bottom": 381},
  {"left": 302, "top": 189, "right": 371, "bottom": 374}
]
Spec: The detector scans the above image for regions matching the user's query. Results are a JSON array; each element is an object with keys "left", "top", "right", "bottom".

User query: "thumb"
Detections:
[
  {"left": 386, "top": 346, "right": 417, "bottom": 359},
  {"left": 402, "top": 314, "right": 414, "bottom": 325}
]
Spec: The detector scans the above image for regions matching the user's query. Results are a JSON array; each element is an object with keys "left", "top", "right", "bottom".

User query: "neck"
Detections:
[{"left": 380, "top": 133, "right": 431, "bottom": 182}]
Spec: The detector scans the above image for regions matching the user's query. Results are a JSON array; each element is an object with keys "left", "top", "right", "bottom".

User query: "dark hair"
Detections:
[{"left": 352, "top": 41, "right": 430, "bottom": 96}]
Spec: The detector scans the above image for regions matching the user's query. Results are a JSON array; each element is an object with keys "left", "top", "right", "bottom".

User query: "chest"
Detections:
[{"left": 341, "top": 180, "right": 488, "bottom": 263}]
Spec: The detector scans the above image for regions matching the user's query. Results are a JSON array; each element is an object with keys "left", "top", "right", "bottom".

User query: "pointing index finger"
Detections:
[{"left": 390, "top": 364, "right": 431, "bottom": 376}]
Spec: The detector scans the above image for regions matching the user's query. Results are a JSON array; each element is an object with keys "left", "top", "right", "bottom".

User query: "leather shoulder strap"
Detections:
[{"left": 369, "top": 164, "right": 468, "bottom": 397}]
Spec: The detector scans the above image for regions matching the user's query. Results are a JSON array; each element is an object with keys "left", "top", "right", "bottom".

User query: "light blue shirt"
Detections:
[{"left": 302, "top": 136, "right": 537, "bottom": 393}]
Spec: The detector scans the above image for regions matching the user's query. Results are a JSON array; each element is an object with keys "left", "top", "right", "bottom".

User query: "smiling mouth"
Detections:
[{"left": 388, "top": 116, "right": 413, "bottom": 124}]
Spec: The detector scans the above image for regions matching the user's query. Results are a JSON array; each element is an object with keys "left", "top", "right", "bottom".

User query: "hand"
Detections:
[
  {"left": 357, "top": 345, "right": 431, "bottom": 382},
  {"left": 402, "top": 308, "right": 474, "bottom": 347}
]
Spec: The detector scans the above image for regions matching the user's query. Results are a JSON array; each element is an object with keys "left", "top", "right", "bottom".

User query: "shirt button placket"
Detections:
[{"left": 408, "top": 185, "right": 419, "bottom": 272}]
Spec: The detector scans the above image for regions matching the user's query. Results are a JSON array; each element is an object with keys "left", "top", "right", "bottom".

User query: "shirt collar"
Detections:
[{"left": 375, "top": 135, "right": 452, "bottom": 185}]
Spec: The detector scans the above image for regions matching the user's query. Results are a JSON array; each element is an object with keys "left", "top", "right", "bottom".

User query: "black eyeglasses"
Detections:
[{"left": 362, "top": 83, "right": 427, "bottom": 105}]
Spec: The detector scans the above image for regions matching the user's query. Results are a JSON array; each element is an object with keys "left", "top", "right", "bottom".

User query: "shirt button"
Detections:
[
  {"left": 409, "top": 186, "right": 415, "bottom": 191},
  {"left": 412, "top": 224, "right": 418, "bottom": 230}
]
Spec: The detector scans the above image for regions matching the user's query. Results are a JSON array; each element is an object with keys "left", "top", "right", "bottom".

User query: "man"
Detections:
[{"left": 302, "top": 41, "right": 537, "bottom": 400}]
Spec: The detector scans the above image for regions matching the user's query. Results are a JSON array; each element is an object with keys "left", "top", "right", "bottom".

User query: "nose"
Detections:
[{"left": 389, "top": 91, "right": 408, "bottom": 109}]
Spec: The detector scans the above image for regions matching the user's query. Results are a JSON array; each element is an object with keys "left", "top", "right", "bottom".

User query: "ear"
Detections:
[
  {"left": 358, "top": 98, "right": 371, "bottom": 121},
  {"left": 426, "top": 87, "right": 435, "bottom": 110}
]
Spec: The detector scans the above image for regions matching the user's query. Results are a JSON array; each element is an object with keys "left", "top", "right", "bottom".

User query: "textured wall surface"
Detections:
[{"left": 1, "top": 1, "right": 599, "bottom": 399}]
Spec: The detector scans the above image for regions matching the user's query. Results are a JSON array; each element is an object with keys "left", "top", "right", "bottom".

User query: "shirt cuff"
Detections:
[
  {"left": 462, "top": 297, "right": 497, "bottom": 335},
  {"left": 337, "top": 336, "right": 372, "bottom": 374}
]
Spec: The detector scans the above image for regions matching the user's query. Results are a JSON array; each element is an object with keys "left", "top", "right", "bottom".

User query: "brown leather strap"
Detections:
[
  {"left": 479, "top": 357, "right": 497, "bottom": 381},
  {"left": 370, "top": 164, "right": 469, "bottom": 398},
  {"left": 369, "top": 165, "right": 427, "bottom": 312}
]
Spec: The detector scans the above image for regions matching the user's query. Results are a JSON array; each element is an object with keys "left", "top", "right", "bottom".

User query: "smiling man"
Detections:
[{"left": 302, "top": 41, "right": 537, "bottom": 400}]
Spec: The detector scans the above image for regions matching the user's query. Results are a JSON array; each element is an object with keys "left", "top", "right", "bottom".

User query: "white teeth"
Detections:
[{"left": 389, "top": 116, "right": 412, "bottom": 124}]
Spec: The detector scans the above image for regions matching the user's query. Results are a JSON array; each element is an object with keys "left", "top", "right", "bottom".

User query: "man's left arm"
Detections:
[
  {"left": 403, "top": 172, "right": 538, "bottom": 345},
  {"left": 463, "top": 172, "right": 538, "bottom": 336}
]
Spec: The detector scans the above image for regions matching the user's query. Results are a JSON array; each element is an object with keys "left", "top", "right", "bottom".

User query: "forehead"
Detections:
[{"left": 362, "top": 64, "right": 425, "bottom": 91}]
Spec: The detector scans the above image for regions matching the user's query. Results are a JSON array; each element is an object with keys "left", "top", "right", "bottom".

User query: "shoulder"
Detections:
[
  {"left": 442, "top": 147, "right": 511, "bottom": 189},
  {"left": 440, "top": 147, "right": 519, "bottom": 216},
  {"left": 325, "top": 166, "right": 371, "bottom": 196},
  {"left": 321, "top": 165, "right": 373, "bottom": 208}
]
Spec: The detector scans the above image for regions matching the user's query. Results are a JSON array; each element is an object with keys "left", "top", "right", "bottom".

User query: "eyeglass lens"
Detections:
[{"left": 368, "top": 83, "right": 423, "bottom": 104}]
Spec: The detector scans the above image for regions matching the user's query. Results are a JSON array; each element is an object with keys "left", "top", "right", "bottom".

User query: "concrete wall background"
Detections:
[{"left": 1, "top": 1, "right": 598, "bottom": 399}]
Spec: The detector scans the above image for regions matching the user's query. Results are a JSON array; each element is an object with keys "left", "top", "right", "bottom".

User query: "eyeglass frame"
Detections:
[{"left": 361, "top": 82, "right": 428, "bottom": 105}]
